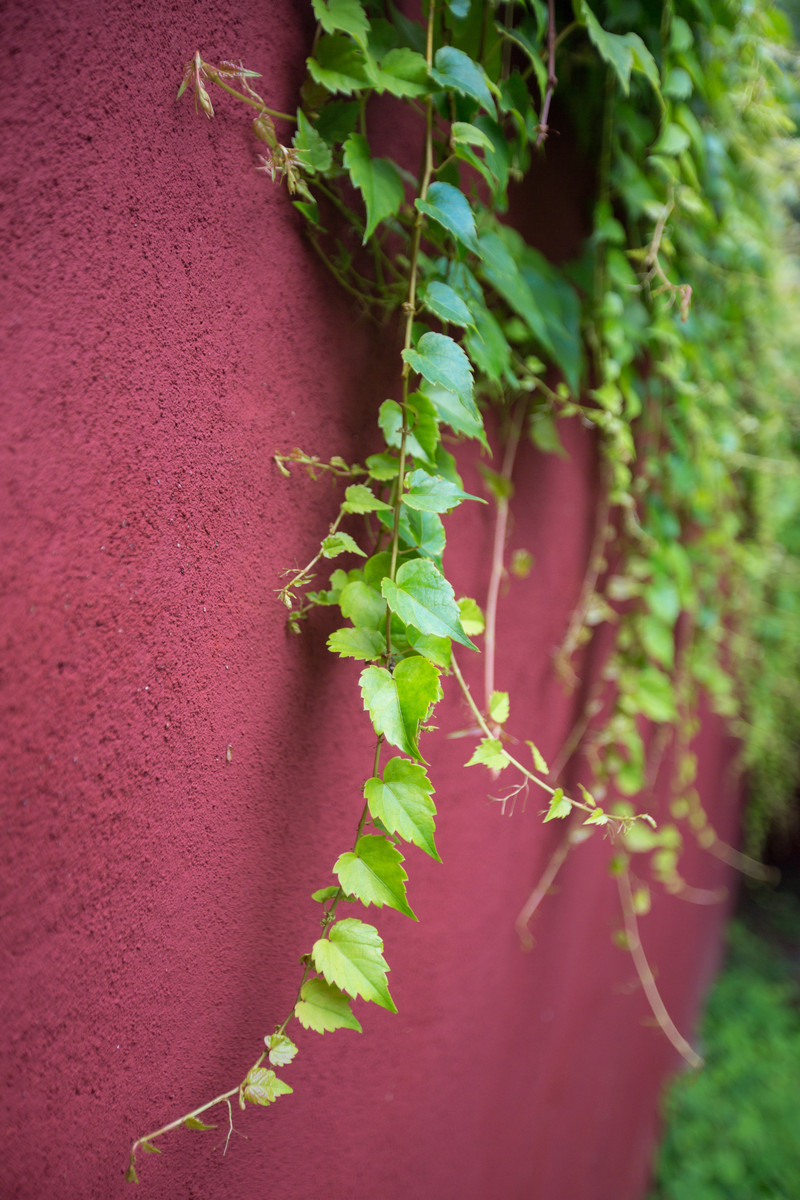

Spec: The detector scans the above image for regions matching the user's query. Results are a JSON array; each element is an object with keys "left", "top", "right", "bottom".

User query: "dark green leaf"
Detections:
[
  {"left": 312, "top": 0, "right": 369, "bottom": 48},
  {"left": 403, "top": 332, "right": 474, "bottom": 410},
  {"left": 307, "top": 34, "right": 370, "bottom": 94},
  {"left": 292, "top": 110, "right": 333, "bottom": 174},
  {"left": 423, "top": 281, "right": 473, "bottom": 327},
  {"left": 403, "top": 468, "right": 483, "bottom": 513},
  {"left": 431, "top": 45, "right": 496, "bottom": 116},
  {"left": 416, "top": 182, "right": 481, "bottom": 255},
  {"left": 366, "top": 46, "right": 430, "bottom": 97},
  {"left": 343, "top": 133, "right": 405, "bottom": 242}
]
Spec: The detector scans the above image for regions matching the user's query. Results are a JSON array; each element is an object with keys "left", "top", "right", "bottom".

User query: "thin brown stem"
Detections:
[
  {"left": 484, "top": 402, "right": 526, "bottom": 712},
  {"left": 515, "top": 818, "right": 576, "bottom": 949},
  {"left": 535, "top": 0, "right": 558, "bottom": 148}
]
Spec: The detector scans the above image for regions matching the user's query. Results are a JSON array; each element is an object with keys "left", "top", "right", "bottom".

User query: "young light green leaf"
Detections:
[
  {"left": 457, "top": 597, "right": 485, "bottom": 636},
  {"left": 583, "top": 808, "right": 609, "bottom": 826},
  {"left": 526, "top": 742, "right": 548, "bottom": 774},
  {"left": 422, "top": 281, "right": 473, "bottom": 327},
  {"left": 416, "top": 181, "right": 481, "bottom": 255},
  {"left": 334, "top": 834, "right": 417, "bottom": 919},
  {"left": 402, "top": 332, "right": 474, "bottom": 410},
  {"left": 465, "top": 737, "right": 509, "bottom": 771},
  {"left": 264, "top": 1033, "right": 299, "bottom": 1067},
  {"left": 343, "top": 133, "right": 405, "bottom": 242},
  {"left": 544, "top": 788, "right": 572, "bottom": 822},
  {"left": 141, "top": 1142, "right": 162, "bottom": 1154},
  {"left": 311, "top": 917, "right": 396, "bottom": 1011},
  {"left": 489, "top": 690, "right": 509, "bottom": 725},
  {"left": 327, "top": 627, "right": 386, "bottom": 661},
  {"left": 403, "top": 468, "right": 483, "bottom": 514},
  {"left": 360, "top": 657, "right": 442, "bottom": 760},
  {"left": 183, "top": 1117, "right": 216, "bottom": 1131},
  {"left": 382, "top": 559, "right": 476, "bottom": 649},
  {"left": 294, "top": 976, "right": 363, "bottom": 1034},
  {"left": 321, "top": 531, "right": 366, "bottom": 559},
  {"left": 342, "top": 483, "right": 392, "bottom": 514},
  {"left": 430, "top": 45, "right": 497, "bottom": 117},
  {"left": 365, "top": 756, "right": 439, "bottom": 860},
  {"left": 312, "top": 0, "right": 369, "bottom": 48},
  {"left": 311, "top": 885, "right": 342, "bottom": 903},
  {"left": 307, "top": 34, "right": 370, "bottom": 94},
  {"left": 242, "top": 1067, "right": 293, "bottom": 1106}
]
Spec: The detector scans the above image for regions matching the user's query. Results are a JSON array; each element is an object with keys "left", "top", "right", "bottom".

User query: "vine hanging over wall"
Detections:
[{"left": 127, "top": 0, "right": 800, "bottom": 1182}]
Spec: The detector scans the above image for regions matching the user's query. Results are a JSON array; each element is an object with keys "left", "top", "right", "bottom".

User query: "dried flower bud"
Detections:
[
  {"left": 253, "top": 114, "right": 277, "bottom": 147},
  {"left": 196, "top": 82, "right": 214, "bottom": 119}
]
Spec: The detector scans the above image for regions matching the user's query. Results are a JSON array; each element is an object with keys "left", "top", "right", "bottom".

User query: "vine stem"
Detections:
[
  {"left": 201, "top": 62, "right": 295, "bottom": 122},
  {"left": 535, "top": 0, "right": 558, "bottom": 148},
  {"left": 616, "top": 865, "right": 704, "bottom": 1070},
  {"left": 515, "top": 818, "right": 577, "bottom": 949},
  {"left": 483, "top": 402, "right": 525, "bottom": 713},
  {"left": 553, "top": 463, "right": 611, "bottom": 687}
]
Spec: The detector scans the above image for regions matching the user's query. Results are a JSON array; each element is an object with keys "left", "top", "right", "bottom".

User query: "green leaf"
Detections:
[
  {"left": 465, "top": 737, "right": 509, "bottom": 771},
  {"left": 242, "top": 1067, "right": 293, "bottom": 1106},
  {"left": 583, "top": 808, "right": 609, "bottom": 826},
  {"left": 651, "top": 122, "right": 691, "bottom": 157},
  {"left": 343, "top": 133, "right": 405, "bottom": 242},
  {"left": 423, "top": 383, "right": 486, "bottom": 445},
  {"left": 423, "top": 281, "right": 473, "bottom": 327},
  {"left": 265, "top": 1033, "right": 299, "bottom": 1067},
  {"left": 379, "top": 503, "right": 446, "bottom": 565},
  {"left": 360, "top": 657, "right": 442, "bottom": 759},
  {"left": 334, "top": 834, "right": 417, "bottom": 919},
  {"left": 403, "top": 332, "right": 474, "bottom": 411},
  {"left": 342, "top": 483, "right": 392, "bottom": 514},
  {"left": 292, "top": 110, "right": 333, "bottom": 174},
  {"left": 366, "top": 46, "right": 430, "bottom": 97},
  {"left": 527, "top": 741, "right": 549, "bottom": 774},
  {"left": 366, "top": 451, "right": 400, "bottom": 481},
  {"left": 339, "top": 579, "right": 385, "bottom": 628},
  {"left": 141, "top": 1142, "right": 162, "bottom": 1154},
  {"left": 574, "top": 1, "right": 660, "bottom": 96},
  {"left": 430, "top": 45, "right": 496, "bottom": 116},
  {"left": 327, "top": 627, "right": 386, "bottom": 660},
  {"left": 544, "top": 788, "right": 572, "bottom": 822},
  {"left": 382, "top": 559, "right": 476, "bottom": 649},
  {"left": 457, "top": 596, "right": 484, "bottom": 635},
  {"left": 311, "top": 885, "right": 342, "bottom": 903},
  {"left": 416, "top": 182, "right": 480, "bottom": 255},
  {"left": 379, "top": 397, "right": 438, "bottom": 466},
  {"left": 365, "top": 757, "right": 439, "bottom": 860},
  {"left": 450, "top": 120, "right": 495, "bottom": 154},
  {"left": 295, "top": 976, "right": 363, "bottom": 1033},
  {"left": 406, "top": 627, "right": 451, "bottom": 669},
  {"left": 307, "top": 34, "right": 370, "bottom": 94},
  {"left": 403, "top": 468, "right": 482, "bottom": 513},
  {"left": 184, "top": 1117, "right": 216, "bottom": 1131},
  {"left": 312, "top": 0, "right": 369, "bottom": 47},
  {"left": 489, "top": 690, "right": 509, "bottom": 724},
  {"left": 311, "top": 917, "right": 396, "bottom": 1011},
  {"left": 630, "top": 666, "right": 677, "bottom": 723},
  {"left": 321, "top": 531, "right": 366, "bottom": 559}
]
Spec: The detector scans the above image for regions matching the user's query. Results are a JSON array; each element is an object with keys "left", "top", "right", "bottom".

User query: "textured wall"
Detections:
[{"left": 1, "top": 2, "right": 740, "bottom": 1198}]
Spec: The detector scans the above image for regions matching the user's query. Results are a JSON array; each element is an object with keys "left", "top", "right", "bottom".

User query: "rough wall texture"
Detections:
[{"left": 1, "top": 3, "right": 741, "bottom": 1198}]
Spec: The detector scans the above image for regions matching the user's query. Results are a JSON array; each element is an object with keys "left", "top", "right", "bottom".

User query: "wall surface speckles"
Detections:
[{"left": 1, "top": 4, "right": 741, "bottom": 1198}]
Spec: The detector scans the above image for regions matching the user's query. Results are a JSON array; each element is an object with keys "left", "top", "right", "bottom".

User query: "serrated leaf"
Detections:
[
  {"left": 312, "top": 0, "right": 369, "bottom": 47},
  {"left": 334, "top": 835, "right": 417, "bottom": 919},
  {"left": 583, "top": 808, "right": 609, "bottom": 826},
  {"left": 366, "top": 46, "right": 430, "bottom": 97},
  {"left": 544, "top": 788, "right": 572, "bottom": 822},
  {"left": 321, "top": 531, "right": 366, "bottom": 559},
  {"left": 328, "top": 626, "right": 386, "bottom": 660},
  {"left": 365, "top": 757, "right": 439, "bottom": 860},
  {"left": 489, "top": 691, "right": 509, "bottom": 725},
  {"left": 292, "top": 110, "right": 333, "bottom": 174},
  {"left": 430, "top": 45, "right": 496, "bottom": 116},
  {"left": 141, "top": 1141, "right": 162, "bottom": 1154},
  {"left": 360, "top": 658, "right": 442, "bottom": 759},
  {"left": 574, "top": 1, "right": 659, "bottom": 96},
  {"left": 382, "top": 559, "right": 475, "bottom": 649},
  {"left": 422, "top": 281, "right": 473, "bottom": 327},
  {"left": 242, "top": 1067, "right": 293, "bottom": 1106},
  {"left": 457, "top": 596, "right": 484, "bottom": 635},
  {"left": 465, "top": 736, "right": 509, "bottom": 771},
  {"left": 311, "top": 917, "right": 396, "bottom": 1011},
  {"left": 403, "top": 333, "right": 474, "bottom": 412},
  {"left": 527, "top": 741, "right": 549, "bottom": 774},
  {"left": 308, "top": 34, "right": 370, "bottom": 94},
  {"left": 342, "top": 483, "right": 392, "bottom": 514},
  {"left": 403, "top": 468, "right": 482, "bottom": 514},
  {"left": 183, "top": 1116, "right": 216, "bottom": 1131},
  {"left": 265, "top": 1033, "right": 299, "bottom": 1067},
  {"left": 416, "top": 182, "right": 480, "bottom": 255},
  {"left": 406, "top": 627, "right": 451, "bottom": 669},
  {"left": 379, "top": 397, "right": 439, "bottom": 466},
  {"left": 311, "top": 885, "right": 342, "bottom": 903},
  {"left": 450, "top": 120, "right": 495, "bottom": 153},
  {"left": 295, "top": 976, "right": 363, "bottom": 1033},
  {"left": 422, "top": 383, "right": 486, "bottom": 444},
  {"left": 378, "top": 504, "right": 446, "bottom": 565},
  {"left": 343, "top": 133, "right": 405, "bottom": 242}
]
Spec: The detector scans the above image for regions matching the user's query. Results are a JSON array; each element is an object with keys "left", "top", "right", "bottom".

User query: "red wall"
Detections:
[{"left": 1, "top": 3, "right": 741, "bottom": 1198}]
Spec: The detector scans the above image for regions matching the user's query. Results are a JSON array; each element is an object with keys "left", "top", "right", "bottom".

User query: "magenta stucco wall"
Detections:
[{"left": 2, "top": 3, "right": 741, "bottom": 1198}]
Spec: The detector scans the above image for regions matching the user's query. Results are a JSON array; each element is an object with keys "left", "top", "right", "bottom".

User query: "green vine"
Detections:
[{"left": 128, "top": 0, "right": 800, "bottom": 1182}]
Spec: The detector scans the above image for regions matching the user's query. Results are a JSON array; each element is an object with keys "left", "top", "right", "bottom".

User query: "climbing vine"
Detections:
[{"left": 127, "top": 0, "right": 800, "bottom": 1181}]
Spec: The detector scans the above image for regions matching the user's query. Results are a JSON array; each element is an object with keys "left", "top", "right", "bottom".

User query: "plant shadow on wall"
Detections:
[{"left": 127, "top": 0, "right": 800, "bottom": 1183}]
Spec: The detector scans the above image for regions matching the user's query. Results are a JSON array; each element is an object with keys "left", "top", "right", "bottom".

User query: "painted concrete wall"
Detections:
[{"left": 2, "top": 2, "right": 741, "bottom": 1198}]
